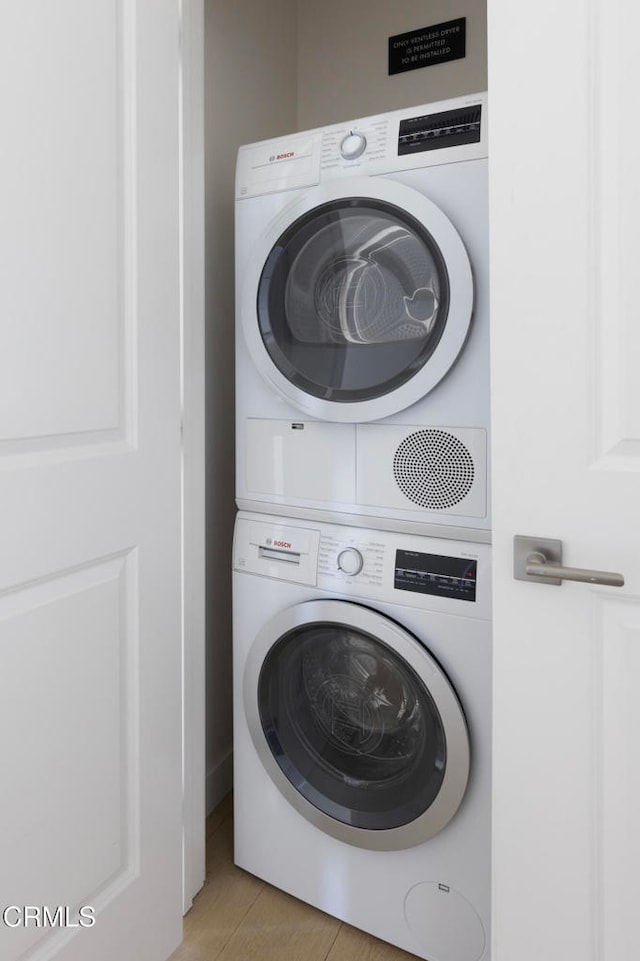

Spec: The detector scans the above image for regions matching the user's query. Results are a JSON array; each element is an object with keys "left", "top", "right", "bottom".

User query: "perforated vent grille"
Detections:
[{"left": 393, "top": 430, "right": 475, "bottom": 510}]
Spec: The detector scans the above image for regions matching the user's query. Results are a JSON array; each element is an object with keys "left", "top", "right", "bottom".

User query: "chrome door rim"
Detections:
[
  {"left": 240, "top": 176, "right": 474, "bottom": 423},
  {"left": 243, "top": 599, "right": 470, "bottom": 851}
]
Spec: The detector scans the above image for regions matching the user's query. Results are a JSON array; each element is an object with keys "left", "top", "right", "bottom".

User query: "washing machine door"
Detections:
[
  {"left": 240, "top": 176, "right": 474, "bottom": 423},
  {"left": 243, "top": 599, "right": 470, "bottom": 851}
]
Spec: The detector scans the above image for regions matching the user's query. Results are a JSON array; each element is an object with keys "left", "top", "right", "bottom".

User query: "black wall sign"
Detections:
[{"left": 388, "top": 18, "right": 466, "bottom": 76}]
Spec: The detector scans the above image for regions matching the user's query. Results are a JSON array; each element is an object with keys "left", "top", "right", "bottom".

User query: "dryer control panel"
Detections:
[{"left": 236, "top": 91, "right": 487, "bottom": 198}]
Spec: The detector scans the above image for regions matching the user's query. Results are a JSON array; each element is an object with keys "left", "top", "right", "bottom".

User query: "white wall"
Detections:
[
  {"left": 204, "top": 0, "right": 297, "bottom": 813},
  {"left": 297, "top": 0, "right": 487, "bottom": 129}
]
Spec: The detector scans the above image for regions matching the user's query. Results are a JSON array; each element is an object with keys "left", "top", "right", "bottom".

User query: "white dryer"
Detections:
[
  {"left": 233, "top": 511, "right": 491, "bottom": 961},
  {"left": 235, "top": 93, "right": 490, "bottom": 539}
]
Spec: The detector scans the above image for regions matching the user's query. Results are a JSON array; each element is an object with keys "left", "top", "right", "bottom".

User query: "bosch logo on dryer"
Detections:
[{"left": 265, "top": 537, "right": 293, "bottom": 548}]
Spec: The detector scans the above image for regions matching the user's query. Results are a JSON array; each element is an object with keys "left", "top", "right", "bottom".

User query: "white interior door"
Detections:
[
  {"left": 0, "top": 3, "right": 184, "bottom": 960},
  {"left": 489, "top": 0, "right": 640, "bottom": 958}
]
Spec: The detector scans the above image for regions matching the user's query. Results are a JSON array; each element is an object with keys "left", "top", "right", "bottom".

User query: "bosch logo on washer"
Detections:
[
  {"left": 248, "top": 522, "right": 315, "bottom": 563},
  {"left": 265, "top": 537, "right": 292, "bottom": 549},
  {"left": 269, "top": 151, "right": 295, "bottom": 162}
]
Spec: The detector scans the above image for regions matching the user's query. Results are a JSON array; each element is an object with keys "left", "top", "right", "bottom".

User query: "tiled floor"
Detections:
[{"left": 169, "top": 794, "right": 421, "bottom": 961}]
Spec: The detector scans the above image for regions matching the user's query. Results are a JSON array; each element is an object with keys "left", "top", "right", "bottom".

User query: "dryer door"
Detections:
[
  {"left": 243, "top": 599, "right": 470, "bottom": 851},
  {"left": 240, "top": 177, "right": 474, "bottom": 423}
]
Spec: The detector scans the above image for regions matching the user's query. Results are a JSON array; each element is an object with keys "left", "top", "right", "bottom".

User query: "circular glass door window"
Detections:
[
  {"left": 257, "top": 620, "right": 448, "bottom": 830},
  {"left": 257, "top": 198, "right": 451, "bottom": 403}
]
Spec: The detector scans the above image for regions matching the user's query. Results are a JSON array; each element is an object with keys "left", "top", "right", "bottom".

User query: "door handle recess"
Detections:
[{"left": 513, "top": 536, "right": 624, "bottom": 587}]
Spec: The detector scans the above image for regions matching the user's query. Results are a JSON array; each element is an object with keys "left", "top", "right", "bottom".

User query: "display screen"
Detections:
[
  {"left": 394, "top": 549, "right": 477, "bottom": 602},
  {"left": 398, "top": 105, "right": 481, "bottom": 155}
]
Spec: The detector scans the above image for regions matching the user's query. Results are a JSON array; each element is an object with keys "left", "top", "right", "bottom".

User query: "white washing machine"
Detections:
[
  {"left": 235, "top": 92, "right": 490, "bottom": 540},
  {"left": 233, "top": 511, "right": 491, "bottom": 961}
]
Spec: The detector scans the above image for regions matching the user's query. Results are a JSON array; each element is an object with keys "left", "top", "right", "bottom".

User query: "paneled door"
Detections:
[
  {"left": 489, "top": 0, "right": 640, "bottom": 958},
  {"left": 0, "top": 2, "right": 184, "bottom": 960}
]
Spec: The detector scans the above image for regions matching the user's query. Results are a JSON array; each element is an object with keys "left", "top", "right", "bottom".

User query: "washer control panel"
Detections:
[
  {"left": 234, "top": 512, "right": 491, "bottom": 619},
  {"left": 316, "top": 526, "right": 487, "bottom": 616}
]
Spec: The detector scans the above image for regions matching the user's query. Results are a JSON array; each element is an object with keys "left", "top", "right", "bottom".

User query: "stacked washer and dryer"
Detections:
[{"left": 232, "top": 93, "right": 491, "bottom": 961}]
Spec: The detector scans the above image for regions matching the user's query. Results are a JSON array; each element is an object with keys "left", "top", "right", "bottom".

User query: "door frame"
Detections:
[{"left": 180, "top": 0, "right": 206, "bottom": 913}]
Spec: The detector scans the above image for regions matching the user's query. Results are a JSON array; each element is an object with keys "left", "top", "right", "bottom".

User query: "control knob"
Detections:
[
  {"left": 337, "top": 547, "right": 364, "bottom": 576},
  {"left": 340, "top": 130, "right": 367, "bottom": 160}
]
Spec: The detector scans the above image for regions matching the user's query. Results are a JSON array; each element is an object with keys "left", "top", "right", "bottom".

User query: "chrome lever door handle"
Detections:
[
  {"left": 514, "top": 536, "right": 625, "bottom": 587},
  {"left": 525, "top": 552, "right": 624, "bottom": 587}
]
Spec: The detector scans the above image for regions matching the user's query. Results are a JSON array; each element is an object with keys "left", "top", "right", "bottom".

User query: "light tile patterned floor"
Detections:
[{"left": 169, "top": 794, "right": 421, "bottom": 961}]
